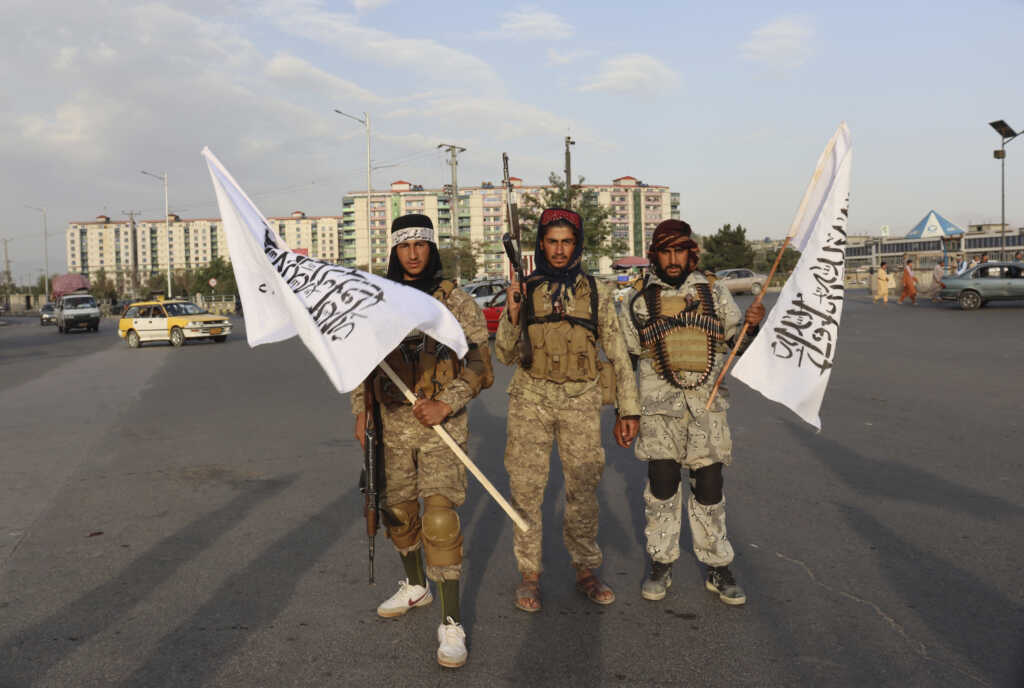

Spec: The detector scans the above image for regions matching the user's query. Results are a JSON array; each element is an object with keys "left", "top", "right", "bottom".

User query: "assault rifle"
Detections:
[
  {"left": 361, "top": 380, "right": 385, "bottom": 584},
  {"left": 501, "top": 153, "right": 533, "bottom": 368}
]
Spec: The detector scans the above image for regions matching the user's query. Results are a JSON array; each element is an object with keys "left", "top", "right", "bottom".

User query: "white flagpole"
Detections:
[{"left": 377, "top": 362, "right": 530, "bottom": 532}]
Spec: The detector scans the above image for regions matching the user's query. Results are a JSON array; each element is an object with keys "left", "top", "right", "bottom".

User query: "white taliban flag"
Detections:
[
  {"left": 201, "top": 147, "right": 468, "bottom": 393},
  {"left": 731, "top": 123, "right": 852, "bottom": 430}
]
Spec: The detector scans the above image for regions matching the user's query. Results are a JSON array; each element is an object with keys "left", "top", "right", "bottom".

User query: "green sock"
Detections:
[
  {"left": 400, "top": 549, "right": 426, "bottom": 587},
  {"left": 438, "top": 579, "right": 460, "bottom": 624}
]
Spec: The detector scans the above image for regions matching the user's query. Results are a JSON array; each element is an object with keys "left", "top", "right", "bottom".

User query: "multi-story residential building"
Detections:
[
  {"left": 267, "top": 211, "right": 345, "bottom": 262},
  {"left": 341, "top": 176, "right": 680, "bottom": 278},
  {"left": 66, "top": 214, "right": 228, "bottom": 291}
]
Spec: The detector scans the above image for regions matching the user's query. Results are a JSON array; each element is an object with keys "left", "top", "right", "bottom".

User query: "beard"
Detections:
[{"left": 655, "top": 256, "right": 698, "bottom": 287}]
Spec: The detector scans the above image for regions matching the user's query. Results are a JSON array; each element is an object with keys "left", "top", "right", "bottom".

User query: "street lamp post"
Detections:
[
  {"left": 141, "top": 170, "right": 172, "bottom": 295},
  {"left": 334, "top": 109, "right": 372, "bottom": 273},
  {"left": 989, "top": 119, "right": 1020, "bottom": 260},
  {"left": 25, "top": 205, "right": 49, "bottom": 300}
]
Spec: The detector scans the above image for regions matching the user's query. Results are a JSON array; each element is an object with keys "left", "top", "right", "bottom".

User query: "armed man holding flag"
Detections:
[
  {"left": 618, "top": 219, "right": 764, "bottom": 606},
  {"left": 496, "top": 207, "right": 640, "bottom": 612},
  {"left": 351, "top": 214, "right": 492, "bottom": 669}
]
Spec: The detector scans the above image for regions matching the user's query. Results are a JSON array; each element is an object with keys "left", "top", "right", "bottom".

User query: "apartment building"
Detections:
[
  {"left": 341, "top": 176, "right": 680, "bottom": 277},
  {"left": 66, "top": 214, "right": 227, "bottom": 290}
]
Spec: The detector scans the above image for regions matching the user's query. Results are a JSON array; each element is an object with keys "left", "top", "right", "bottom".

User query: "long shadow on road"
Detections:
[
  {"left": 0, "top": 475, "right": 295, "bottom": 687},
  {"left": 118, "top": 489, "right": 355, "bottom": 688}
]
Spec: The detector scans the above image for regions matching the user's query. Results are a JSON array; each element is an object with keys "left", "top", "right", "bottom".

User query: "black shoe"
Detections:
[
  {"left": 706, "top": 566, "right": 746, "bottom": 606},
  {"left": 641, "top": 561, "right": 673, "bottom": 601}
]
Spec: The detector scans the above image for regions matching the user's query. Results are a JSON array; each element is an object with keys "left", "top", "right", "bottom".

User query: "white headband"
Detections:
[{"left": 391, "top": 225, "right": 435, "bottom": 247}]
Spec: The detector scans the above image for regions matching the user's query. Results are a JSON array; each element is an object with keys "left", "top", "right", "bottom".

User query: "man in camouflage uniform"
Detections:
[
  {"left": 352, "top": 214, "right": 491, "bottom": 668},
  {"left": 617, "top": 219, "right": 764, "bottom": 605},
  {"left": 496, "top": 207, "right": 640, "bottom": 612}
]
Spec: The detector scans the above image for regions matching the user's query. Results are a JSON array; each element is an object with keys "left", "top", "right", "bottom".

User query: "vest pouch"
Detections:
[
  {"left": 541, "top": 321, "right": 571, "bottom": 383},
  {"left": 596, "top": 359, "right": 617, "bottom": 406},
  {"left": 525, "top": 323, "right": 548, "bottom": 379},
  {"left": 376, "top": 349, "right": 416, "bottom": 406},
  {"left": 567, "top": 323, "right": 598, "bottom": 382}
]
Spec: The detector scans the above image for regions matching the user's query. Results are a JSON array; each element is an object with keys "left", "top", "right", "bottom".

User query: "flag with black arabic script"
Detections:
[
  {"left": 201, "top": 147, "right": 468, "bottom": 393},
  {"left": 731, "top": 123, "right": 852, "bottom": 430}
]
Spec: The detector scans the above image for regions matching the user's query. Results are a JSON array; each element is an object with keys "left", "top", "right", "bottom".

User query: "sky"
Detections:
[{"left": 2, "top": 0, "right": 1023, "bottom": 282}]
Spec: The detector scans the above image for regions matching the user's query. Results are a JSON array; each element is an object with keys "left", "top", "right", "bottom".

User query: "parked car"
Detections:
[
  {"left": 463, "top": 279, "right": 509, "bottom": 306},
  {"left": 937, "top": 262, "right": 1024, "bottom": 310},
  {"left": 714, "top": 268, "right": 768, "bottom": 295},
  {"left": 56, "top": 293, "right": 101, "bottom": 333},
  {"left": 482, "top": 291, "right": 507, "bottom": 335},
  {"left": 118, "top": 299, "right": 232, "bottom": 347},
  {"left": 40, "top": 303, "right": 56, "bottom": 326}
]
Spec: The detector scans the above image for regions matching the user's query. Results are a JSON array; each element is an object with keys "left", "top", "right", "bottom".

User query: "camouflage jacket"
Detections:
[
  {"left": 618, "top": 271, "right": 742, "bottom": 417},
  {"left": 350, "top": 286, "right": 491, "bottom": 419},
  {"left": 495, "top": 274, "right": 640, "bottom": 416}
]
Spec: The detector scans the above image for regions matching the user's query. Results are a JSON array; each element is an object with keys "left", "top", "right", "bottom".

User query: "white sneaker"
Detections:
[
  {"left": 436, "top": 616, "right": 467, "bottom": 668},
  {"left": 376, "top": 578, "right": 432, "bottom": 618}
]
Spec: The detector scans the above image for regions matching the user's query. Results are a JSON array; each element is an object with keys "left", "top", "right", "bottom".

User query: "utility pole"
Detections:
[
  {"left": 438, "top": 143, "right": 466, "bottom": 283},
  {"left": 1, "top": 238, "right": 12, "bottom": 300},
  {"left": 122, "top": 210, "right": 141, "bottom": 294},
  {"left": 564, "top": 136, "right": 576, "bottom": 210},
  {"left": 141, "top": 170, "right": 171, "bottom": 295},
  {"left": 335, "top": 109, "right": 373, "bottom": 273},
  {"left": 25, "top": 205, "right": 49, "bottom": 300}
]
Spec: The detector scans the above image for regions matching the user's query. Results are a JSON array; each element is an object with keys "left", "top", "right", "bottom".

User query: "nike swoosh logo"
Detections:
[{"left": 408, "top": 591, "right": 427, "bottom": 606}]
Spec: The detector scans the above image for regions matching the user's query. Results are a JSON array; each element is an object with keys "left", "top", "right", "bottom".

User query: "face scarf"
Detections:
[
  {"left": 529, "top": 207, "right": 585, "bottom": 306},
  {"left": 647, "top": 219, "right": 699, "bottom": 287}
]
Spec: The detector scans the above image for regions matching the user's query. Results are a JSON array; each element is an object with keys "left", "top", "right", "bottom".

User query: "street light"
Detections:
[
  {"left": 334, "top": 109, "right": 372, "bottom": 273},
  {"left": 989, "top": 119, "right": 1020, "bottom": 260},
  {"left": 25, "top": 205, "right": 49, "bottom": 300},
  {"left": 140, "top": 170, "right": 172, "bottom": 296}
]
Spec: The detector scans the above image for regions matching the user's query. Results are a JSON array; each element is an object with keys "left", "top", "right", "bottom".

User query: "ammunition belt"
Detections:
[{"left": 640, "top": 282, "right": 721, "bottom": 390}]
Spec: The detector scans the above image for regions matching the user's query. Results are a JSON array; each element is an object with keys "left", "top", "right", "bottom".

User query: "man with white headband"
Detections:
[{"left": 351, "top": 214, "right": 492, "bottom": 668}]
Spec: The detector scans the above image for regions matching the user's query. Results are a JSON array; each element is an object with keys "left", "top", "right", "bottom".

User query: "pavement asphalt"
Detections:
[{"left": 0, "top": 291, "right": 1022, "bottom": 687}]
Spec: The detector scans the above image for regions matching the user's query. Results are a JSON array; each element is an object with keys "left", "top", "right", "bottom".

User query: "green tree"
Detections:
[
  {"left": 89, "top": 268, "right": 118, "bottom": 301},
  {"left": 187, "top": 257, "right": 237, "bottom": 296},
  {"left": 752, "top": 246, "right": 801, "bottom": 275},
  {"left": 439, "top": 236, "right": 481, "bottom": 282},
  {"left": 700, "top": 224, "right": 754, "bottom": 273},
  {"left": 516, "top": 172, "right": 627, "bottom": 271}
]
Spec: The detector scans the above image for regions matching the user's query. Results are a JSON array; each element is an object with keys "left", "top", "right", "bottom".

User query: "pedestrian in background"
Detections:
[
  {"left": 931, "top": 259, "right": 945, "bottom": 302},
  {"left": 873, "top": 262, "right": 889, "bottom": 304},
  {"left": 899, "top": 259, "right": 918, "bottom": 305},
  {"left": 1014, "top": 251, "right": 1022, "bottom": 263}
]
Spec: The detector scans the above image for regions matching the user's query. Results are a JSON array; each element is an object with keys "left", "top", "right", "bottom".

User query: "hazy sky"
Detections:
[{"left": 3, "top": 0, "right": 1023, "bottom": 280}]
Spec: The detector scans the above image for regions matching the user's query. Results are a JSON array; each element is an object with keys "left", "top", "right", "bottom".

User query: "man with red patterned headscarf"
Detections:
[{"left": 618, "top": 219, "right": 764, "bottom": 605}]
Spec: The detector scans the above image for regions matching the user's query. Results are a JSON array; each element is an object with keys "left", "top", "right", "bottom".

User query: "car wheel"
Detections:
[
  {"left": 127, "top": 330, "right": 141, "bottom": 348},
  {"left": 750, "top": 282, "right": 762, "bottom": 295},
  {"left": 213, "top": 335, "right": 227, "bottom": 343},
  {"left": 170, "top": 327, "right": 185, "bottom": 347},
  {"left": 958, "top": 290, "right": 981, "bottom": 311}
]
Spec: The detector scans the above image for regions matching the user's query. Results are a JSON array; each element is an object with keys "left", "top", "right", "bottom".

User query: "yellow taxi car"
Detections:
[{"left": 118, "top": 299, "right": 232, "bottom": 348}]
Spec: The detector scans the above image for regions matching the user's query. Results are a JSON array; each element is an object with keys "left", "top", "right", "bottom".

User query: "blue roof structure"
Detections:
[{"left": 905, "top": 210, "right": 964, "bottom": 238}]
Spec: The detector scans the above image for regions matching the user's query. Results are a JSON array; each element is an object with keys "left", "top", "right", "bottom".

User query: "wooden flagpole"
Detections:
[
  {"left": 377, "top": 361, "right": 530, "bottom": 532},
  {"left": 705, "top": 235, "right": 791, "bottom": 410}
]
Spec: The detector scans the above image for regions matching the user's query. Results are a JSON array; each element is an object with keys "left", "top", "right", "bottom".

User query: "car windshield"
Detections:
[
  {"left": 65, "top": 296, "right": 96, "bottom": 309},
  {"left": 163, "top": 302, "right": 207, "bottom": 316},
  {"left": 42, "top": 304, "right": 54, "bottom": 312}
]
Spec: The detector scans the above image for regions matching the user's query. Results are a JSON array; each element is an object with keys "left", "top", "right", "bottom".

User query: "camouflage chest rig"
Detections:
[
  {"left": 374, "top": 280, "right": 464, "bottom": 406},
  {"left": 629, "top": 277, "right": 725, "bottom": 390}
]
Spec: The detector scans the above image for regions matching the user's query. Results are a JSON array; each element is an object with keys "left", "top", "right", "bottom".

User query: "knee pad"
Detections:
[
  {"left": 648, "top": 459, "right": 681, "bottom": 500},
  {"left": 421, "top": 495, "right": 463, "bottom": 567},
  {"left": 689, "top": 463, "right": 724, "bottom": 505},
  {"left": 385, "top": 500, "right": 421, "bottom": 550}
]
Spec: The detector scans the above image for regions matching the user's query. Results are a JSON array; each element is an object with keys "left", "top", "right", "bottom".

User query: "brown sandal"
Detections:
[
  {"left": 514, "top": 576, "right": 542, "bottom": 613},
  {"left": 576, "top": 572, "right": 615, "bottom": 605}
]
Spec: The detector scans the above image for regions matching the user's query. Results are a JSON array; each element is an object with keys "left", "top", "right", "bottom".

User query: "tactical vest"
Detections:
[
  {"left": 629, "top": 280, "right": 725, "bottom": 390},
  {"left": 375, "top": 280, "right": 462, "bottom": 405},
  {"left": 523, "top": 275, "right": 600, "bottom": 384}
]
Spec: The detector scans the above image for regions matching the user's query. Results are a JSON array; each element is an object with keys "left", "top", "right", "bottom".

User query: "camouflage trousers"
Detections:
[
  {"left": 504, "top": 385, "right": 604, "bottom": 574},
  {"left": 643, "top": 483, "right": 734, "bottom": 567},
  {"left": 639, "top": 407, "right": 734, "bottom": 568},
  {"left": 381, "top": 404, "right": 468, "bottom": 581}
]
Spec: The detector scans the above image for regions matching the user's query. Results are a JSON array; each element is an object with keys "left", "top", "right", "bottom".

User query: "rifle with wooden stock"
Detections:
[
  {"left": 360, "top": 379, "right": 385, "bottom": 584},
  {"left": 501, "top": 153, "right": 533, "bottom": 368}
]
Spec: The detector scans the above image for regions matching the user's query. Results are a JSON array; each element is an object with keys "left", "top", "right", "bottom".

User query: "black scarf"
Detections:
[{"left": 529, "top": 220, "right": 585, "bottom": 306}]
